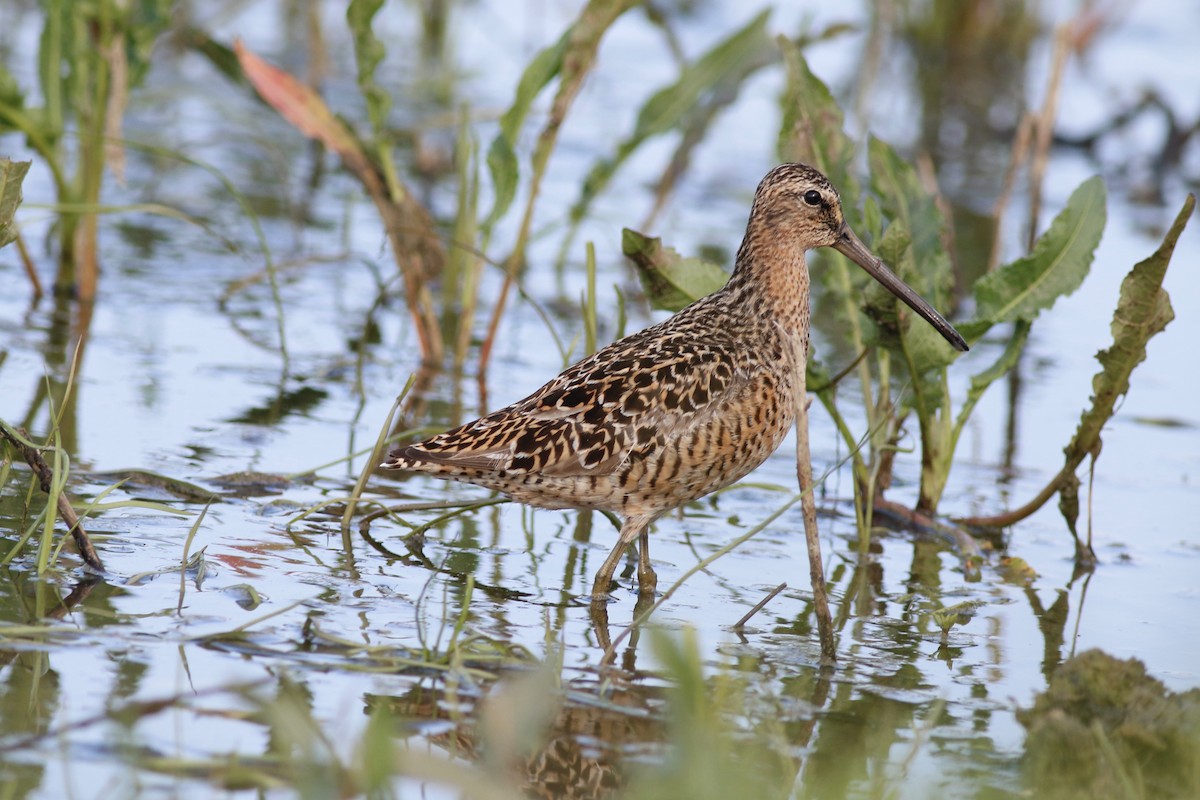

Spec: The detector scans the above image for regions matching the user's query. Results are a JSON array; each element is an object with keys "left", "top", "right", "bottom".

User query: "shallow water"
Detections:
[{"left": 1, "top": 1, "right": 1198, "bottom": 797}]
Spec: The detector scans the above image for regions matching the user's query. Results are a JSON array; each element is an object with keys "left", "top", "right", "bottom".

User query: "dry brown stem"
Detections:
[{"left": 0, "top": 425, "right": 104, "bottom": 573}]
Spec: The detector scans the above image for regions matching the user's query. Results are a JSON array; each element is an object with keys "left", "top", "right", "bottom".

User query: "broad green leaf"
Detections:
[
  {"left": 483, "top": 33, "right": 568, "bottom": 229},
  {"left": 900, "top": 282, "right": 960, "bottom": 375},
  {"left": 868, "top": 215, "right": 960, "bottom": 513},
  {"left": 0, "top": 158, "right": 30, "bottom": 250},
  {"left": 563, "top": 11, "right": 773, "bottom": 235},
  {"left": 857, "top": 144, "right": 961, "bottom": 385},
  {"left": 868, "top": 139, "right": 958, "bottom": 385},
  {"left": 347, "top": 0, "right": 391, "bottom": 138},
  {"left": 1061, "top": 192, "right": 1189, "bottom": 473},
  {"left": 972, "top": 176, "right": 1106, "bottom": 328},
  {"left": 622, "top": 228, "right": 728, "bottom": 312},
  {"left": 864, "top": 217, "right": 914, "bottom": 337},
  {"left": 857, "top": 218, "right": 956, "bottom": 373},
  {"left": 777, "top": 38, "right": 856, "bottom": 196},
  {"left": 860, "top": 194, "right": 883, "bottom": 243},
  {"left": 868, "top": 136, "right": 948, "bottom": 277}
]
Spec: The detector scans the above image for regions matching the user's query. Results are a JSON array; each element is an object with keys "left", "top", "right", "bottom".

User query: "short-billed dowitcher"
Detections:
[{"left": 382, "top": 163, "right": 968, "bottom": 600}]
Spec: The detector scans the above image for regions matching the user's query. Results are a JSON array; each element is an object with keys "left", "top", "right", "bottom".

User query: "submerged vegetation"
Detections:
[
  {"left": 1019, "top": 650, "right": 1200, "bottom": 800},
  {"left": 1, "top": 0, "right": 1197, "bottom": 797}
]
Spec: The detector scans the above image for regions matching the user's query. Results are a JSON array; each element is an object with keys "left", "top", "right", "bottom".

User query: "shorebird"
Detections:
[{"left": 382, "top": 163, "right": 968, "bottom": 600}]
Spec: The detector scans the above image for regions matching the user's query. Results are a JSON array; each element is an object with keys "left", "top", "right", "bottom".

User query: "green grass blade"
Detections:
[
  {"left": 582, "top": 241, "right": 598, "bottom": 355},
  {"left": 342, "top": 373, "right": 417, "bottom": 535},
  {"left": 347, "top": 0, "right": 404, "bottom": 203},
  {"left": 564, "top": 11, "right": 772, "bottom": 230},
  {"left": 482, "top": 34, "right": 568, "bottom": 231},
  {"left": 178, "top": 503, "right": 212, "bottom": 615},
  {"left": 346, "top": 0, "right": 390, "bottom": 138},
  {"left": 37, "top": 436, "right": 68, "bottom": 574}
]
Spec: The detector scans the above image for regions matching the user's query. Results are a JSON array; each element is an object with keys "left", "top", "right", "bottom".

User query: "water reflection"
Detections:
[
  {"left": 0, "top": 473, "right": 1157, "bottom": 798},
  {"left": 370, "top": 677, "right": 650, "bottom": 799},
  {"left": 1, "top": 1, "right": 1197, "bottom": 797}
]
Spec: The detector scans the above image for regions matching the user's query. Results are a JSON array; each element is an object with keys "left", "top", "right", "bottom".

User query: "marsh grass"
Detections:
[
  {"left": 0, "top": 342, "right": 183, "bottom": 575},
  {"left": 0, "top": 2, "right": 1196, "bottom": 798},
  {"left": 0, "top": 0, "right": 172, "bottom": 299},
  {"left": 0, "top": 0, "right": 1183, "bottom": 561}
]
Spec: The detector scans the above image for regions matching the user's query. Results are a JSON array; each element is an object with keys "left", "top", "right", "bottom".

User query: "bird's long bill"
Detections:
[{"left": 832, "top": 226, "right": 969, "bottom": 352}]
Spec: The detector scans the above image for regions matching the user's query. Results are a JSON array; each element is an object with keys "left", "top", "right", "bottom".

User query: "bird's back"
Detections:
[{"left": 383, "top": 290, "right": 804, "bottom": 517}]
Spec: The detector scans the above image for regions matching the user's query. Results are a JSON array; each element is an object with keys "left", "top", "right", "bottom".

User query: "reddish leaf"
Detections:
[{"left": 233, "top": 39, "right": 371, "bottom": 177}]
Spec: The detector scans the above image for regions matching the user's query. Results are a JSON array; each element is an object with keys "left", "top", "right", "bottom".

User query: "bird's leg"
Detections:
[
  {"left": 637, "top": 528, "right": 657, "bottom": 598},
  {"left": 591, "top": 514, "right": 653, "bottom": 601}
]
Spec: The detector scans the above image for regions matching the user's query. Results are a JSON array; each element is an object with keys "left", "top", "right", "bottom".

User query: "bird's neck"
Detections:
[{"left": 723, "top": 220, "right": 813, "bottom": 338}]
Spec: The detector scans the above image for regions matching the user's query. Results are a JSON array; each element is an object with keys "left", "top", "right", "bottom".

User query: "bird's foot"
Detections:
[
  {"left": 636, "top": 568, "right": 658, "bottom": 600},
  {"left": 587, "top": 576, "right": 619, "bottom": 606}
]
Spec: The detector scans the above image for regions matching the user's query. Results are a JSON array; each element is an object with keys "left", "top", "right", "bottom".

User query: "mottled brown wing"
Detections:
[{"left": 398, "top": 327, "right": 747, "bottom": 478}]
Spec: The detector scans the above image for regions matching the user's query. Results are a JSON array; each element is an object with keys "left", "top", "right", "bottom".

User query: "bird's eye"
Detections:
[{"left": 803, "top": 189, "right": 822, "bottom": 206}]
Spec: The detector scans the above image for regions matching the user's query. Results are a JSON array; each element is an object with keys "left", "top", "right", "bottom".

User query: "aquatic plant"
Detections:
[
  {"left": 629, "top": 44, "right": 1191, "bottom": 564},
  {"left": 0, "top": 0, "right": 171, "bottom": 300}
]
